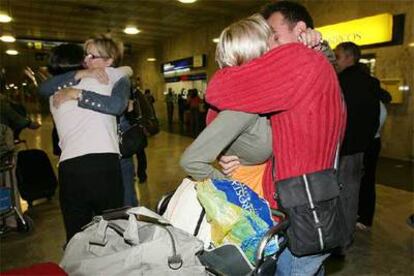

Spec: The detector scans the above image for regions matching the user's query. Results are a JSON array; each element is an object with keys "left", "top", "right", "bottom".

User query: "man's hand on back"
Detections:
[
  {"left": 52, "top": 88, "right": 81, "bottom": 108},
  {"left": 298, "top": 28, "right": 322, "bottom": 49}
]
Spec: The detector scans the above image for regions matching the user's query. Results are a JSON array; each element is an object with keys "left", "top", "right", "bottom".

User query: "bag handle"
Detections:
[
  {"left": 87, "top": 207, "right": 184, "bottom": 271},
  {"left": 125, "top": 208, "right": 183, "bottom": 270},
  {"left": 333, "top": 142, "right": 340, "bottom": 171}
]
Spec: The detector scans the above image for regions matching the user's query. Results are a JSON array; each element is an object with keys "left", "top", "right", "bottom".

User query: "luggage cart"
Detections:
[
  {"left": 156, "top": 190, "right": 289, "bottom": 276},
  {"left": 0, "top": 151, "right": 33, "bottom": 235}
]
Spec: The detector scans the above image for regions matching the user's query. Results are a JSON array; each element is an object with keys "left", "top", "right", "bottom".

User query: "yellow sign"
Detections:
[{"left": 317, "top": 13, "right": 393, "bottom": 49}]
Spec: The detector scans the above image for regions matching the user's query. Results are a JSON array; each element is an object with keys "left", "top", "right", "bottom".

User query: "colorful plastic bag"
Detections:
[
  {"left": 196, "top": 179, "right": 278, "bottom": 263},
  {"left": 211, "top": 179, "right": 273, "bottom": 227}
]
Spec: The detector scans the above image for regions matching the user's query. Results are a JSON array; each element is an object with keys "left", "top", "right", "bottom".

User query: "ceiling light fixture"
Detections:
[
  {"left": 409, "top": 42, "right": 414, "bottom": 47},
  {"left": 0, "top": 13, "right": 12, "bottom": 23},
  {"left": 6, "top": 49, "right": 18, "bottom": 55},
  {"left": 124, "top": 26, "right": 140, "bottom": 35},
  {"left": 0, "top": 35, "right": 16, "bottom": 43},
  {"left": 177, "top": 0, "right": 197, "bottom": 3},
  {"left": 147, "top": 58, "right": 157, "bottom": 62},
  {"left": 212, "top": 38, "right": 219, "bottom": 43}
]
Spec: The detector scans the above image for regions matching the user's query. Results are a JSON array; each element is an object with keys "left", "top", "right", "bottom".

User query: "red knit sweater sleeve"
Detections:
[
  {"left": 206, "top": 43, "right": 322, "bottom": 114},
  {"left": 206, "top": 108, "right": 219, "bottom": 125}
]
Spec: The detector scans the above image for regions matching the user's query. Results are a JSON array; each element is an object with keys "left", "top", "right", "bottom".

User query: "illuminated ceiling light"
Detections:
[
  {"left": 0, "top": 35, "right": 16, "bottom": 43},
  {"left": 123, "top": 26, "right": 140, "bottom": 35},
  {"left": 22, "top": 82, "right": 27, "bottom": 86},
  {"left": 212, "top": 38, "right": 219, "bottom": 43},
  {"left": 34, "top": 41, "right": 43, "bottom": 50},
  {"left": 6, "top": 49, "right": 18, "bottom": 55},
  {"left": 0, "top": 13, "right": 12, "bottom": 23},
  {"left": 147, "top": 58, "right": 156, "bottom": 61},
  {"left": 9, "top": 83, "right": 14, "bottom": 87},
  {"left": 177, "top": 0, "right": 197, "bottom": 3},
  {"left": 409, "top": 42, "right": 414, "bottom": 47}
]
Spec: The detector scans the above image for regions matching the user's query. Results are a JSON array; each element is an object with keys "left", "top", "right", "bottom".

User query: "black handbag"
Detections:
[
  {"left": 127, "top": 88, "right": 159, "bottom": 137},
  {"left": 118, "top": 123, "right": 147, "bottom": 158},
  {"left": 272, "top": 152, "right": 345, "bottom": 256}
]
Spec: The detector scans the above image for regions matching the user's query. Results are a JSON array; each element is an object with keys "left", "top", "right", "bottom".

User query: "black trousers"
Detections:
[
  {"left": 135, "top": 147, "right": 147, "bottom": 181},
  {"left": 59, "top": 153, "right": 124, "bottom": 242},
  {"left": 338, "top": 153, "right": 364, "bottom": 249},
  {"left": 167, "top": 103, "right": 174, "bottom": 125},
  {"left": 358, "top": 138, "right": 381, "bottom": 226}
]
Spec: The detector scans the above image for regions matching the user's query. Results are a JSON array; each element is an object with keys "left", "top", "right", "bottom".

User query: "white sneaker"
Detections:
[{"left": 356, "top": 222, "right": 370, "bottom": 231}]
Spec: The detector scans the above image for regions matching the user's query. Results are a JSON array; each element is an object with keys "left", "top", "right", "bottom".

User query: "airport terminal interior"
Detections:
[{"left": 1, "top": 0, "right": 413, "bottom": 275}]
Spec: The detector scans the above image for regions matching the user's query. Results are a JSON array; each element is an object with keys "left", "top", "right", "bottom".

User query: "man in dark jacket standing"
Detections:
[{"left": 335, "top": 42, "right": 380, "bottom": 253}]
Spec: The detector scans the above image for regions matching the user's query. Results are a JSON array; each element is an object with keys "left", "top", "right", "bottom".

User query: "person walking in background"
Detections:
[
  {"left": 165, "top": 88, "right": 175, "bottom": 126},
  {"left": 129, "top": 85, "right": 148, "bottom": 185},
  {"left": 334, "top": 41, "right": 380, "bottom": 253},
  {"left": 187, "top": 88, "right": 201, "bottom": 137},
  {"left": 144, "top": 89, "right": 155, "bottom": 105},
  {"left": 357, "top": 88, "right": 392, "bottom": 230},
  {"left": 177, "top": 89, "right": 187, "bottom": 126},
  {"left": 144, "top": 89, "right": 156, "bottom": 116}
]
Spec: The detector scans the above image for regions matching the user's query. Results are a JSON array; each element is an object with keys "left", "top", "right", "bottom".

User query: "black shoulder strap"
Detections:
[{"left": 193, "top": 209, "right": 206, "bottom": 236}]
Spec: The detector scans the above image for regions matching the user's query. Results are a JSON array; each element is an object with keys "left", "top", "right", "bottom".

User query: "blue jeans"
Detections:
[
  {"left": 120, "top": 157, "right": 138, "bottom": 207},
  {"left": 276, "top": 248, "right": 329, "bottom": 276}
]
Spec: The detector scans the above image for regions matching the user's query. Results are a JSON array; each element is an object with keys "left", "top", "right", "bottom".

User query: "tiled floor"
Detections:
[{"left": 1, "top": 116, "right": 413, "bottom": 275}]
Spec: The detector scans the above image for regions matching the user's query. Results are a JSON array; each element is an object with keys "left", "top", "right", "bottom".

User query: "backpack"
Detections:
[{"left": 127, "top": 88, "right": 159, "bottom": 137}]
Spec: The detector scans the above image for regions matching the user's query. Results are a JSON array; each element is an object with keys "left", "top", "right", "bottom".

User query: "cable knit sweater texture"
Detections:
[{"left": 206, "top": 43, "right": 346, "bottom": 209}]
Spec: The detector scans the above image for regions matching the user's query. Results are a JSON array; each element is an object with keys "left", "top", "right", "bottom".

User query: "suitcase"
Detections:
[
  {"left": 2, "top": 262, "right": 67, "bottom": 275},
  {"left": 15, "top": 149, "right": 58, "bottom": 206}
]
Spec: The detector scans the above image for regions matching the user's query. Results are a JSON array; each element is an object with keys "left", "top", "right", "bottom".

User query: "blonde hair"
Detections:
[
  {"left": 84, "top": 34, "right": 124, "bottom": 67},
  {"left": 216, "top": 14, "right": 272, "bottom": 68}
]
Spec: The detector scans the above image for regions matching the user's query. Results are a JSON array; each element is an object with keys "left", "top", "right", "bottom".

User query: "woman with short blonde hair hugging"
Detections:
[{"left": 181, "top": 14, "right": 274, "bottom": 196}]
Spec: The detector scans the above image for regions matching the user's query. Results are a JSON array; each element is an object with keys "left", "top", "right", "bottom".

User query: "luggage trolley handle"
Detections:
[{"left": 254, "top": 216, "right": 289, "bottom": 269}]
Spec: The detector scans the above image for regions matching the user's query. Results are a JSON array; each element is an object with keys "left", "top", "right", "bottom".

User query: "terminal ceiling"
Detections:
[
  {"left": 1, "top": 0, "right": 268, "bottom": 82},
  {"left": 0, "top": 0, "right": 268, "bottom": 54}
]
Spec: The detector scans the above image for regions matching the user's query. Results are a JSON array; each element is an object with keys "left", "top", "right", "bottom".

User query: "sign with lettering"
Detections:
[
  {"left": 317, "top": 13, "right": 393, "bottom": 49},
  {"left": 162, "top": 54, "right": 206, "bottom": 74},
  {"left": 164, "top": 73, "right": 207, "bottom": 83}
]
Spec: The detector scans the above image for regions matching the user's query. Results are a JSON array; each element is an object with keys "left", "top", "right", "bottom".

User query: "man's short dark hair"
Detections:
[
  {"left": 48, "top": 44, "right": 84, "bottom": 76},
  {"left": 261, "top": 1, "right": 314, "bottom": 29},
  {"left": 337, "top": 42, "right": 361, "bottom": 64}
]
